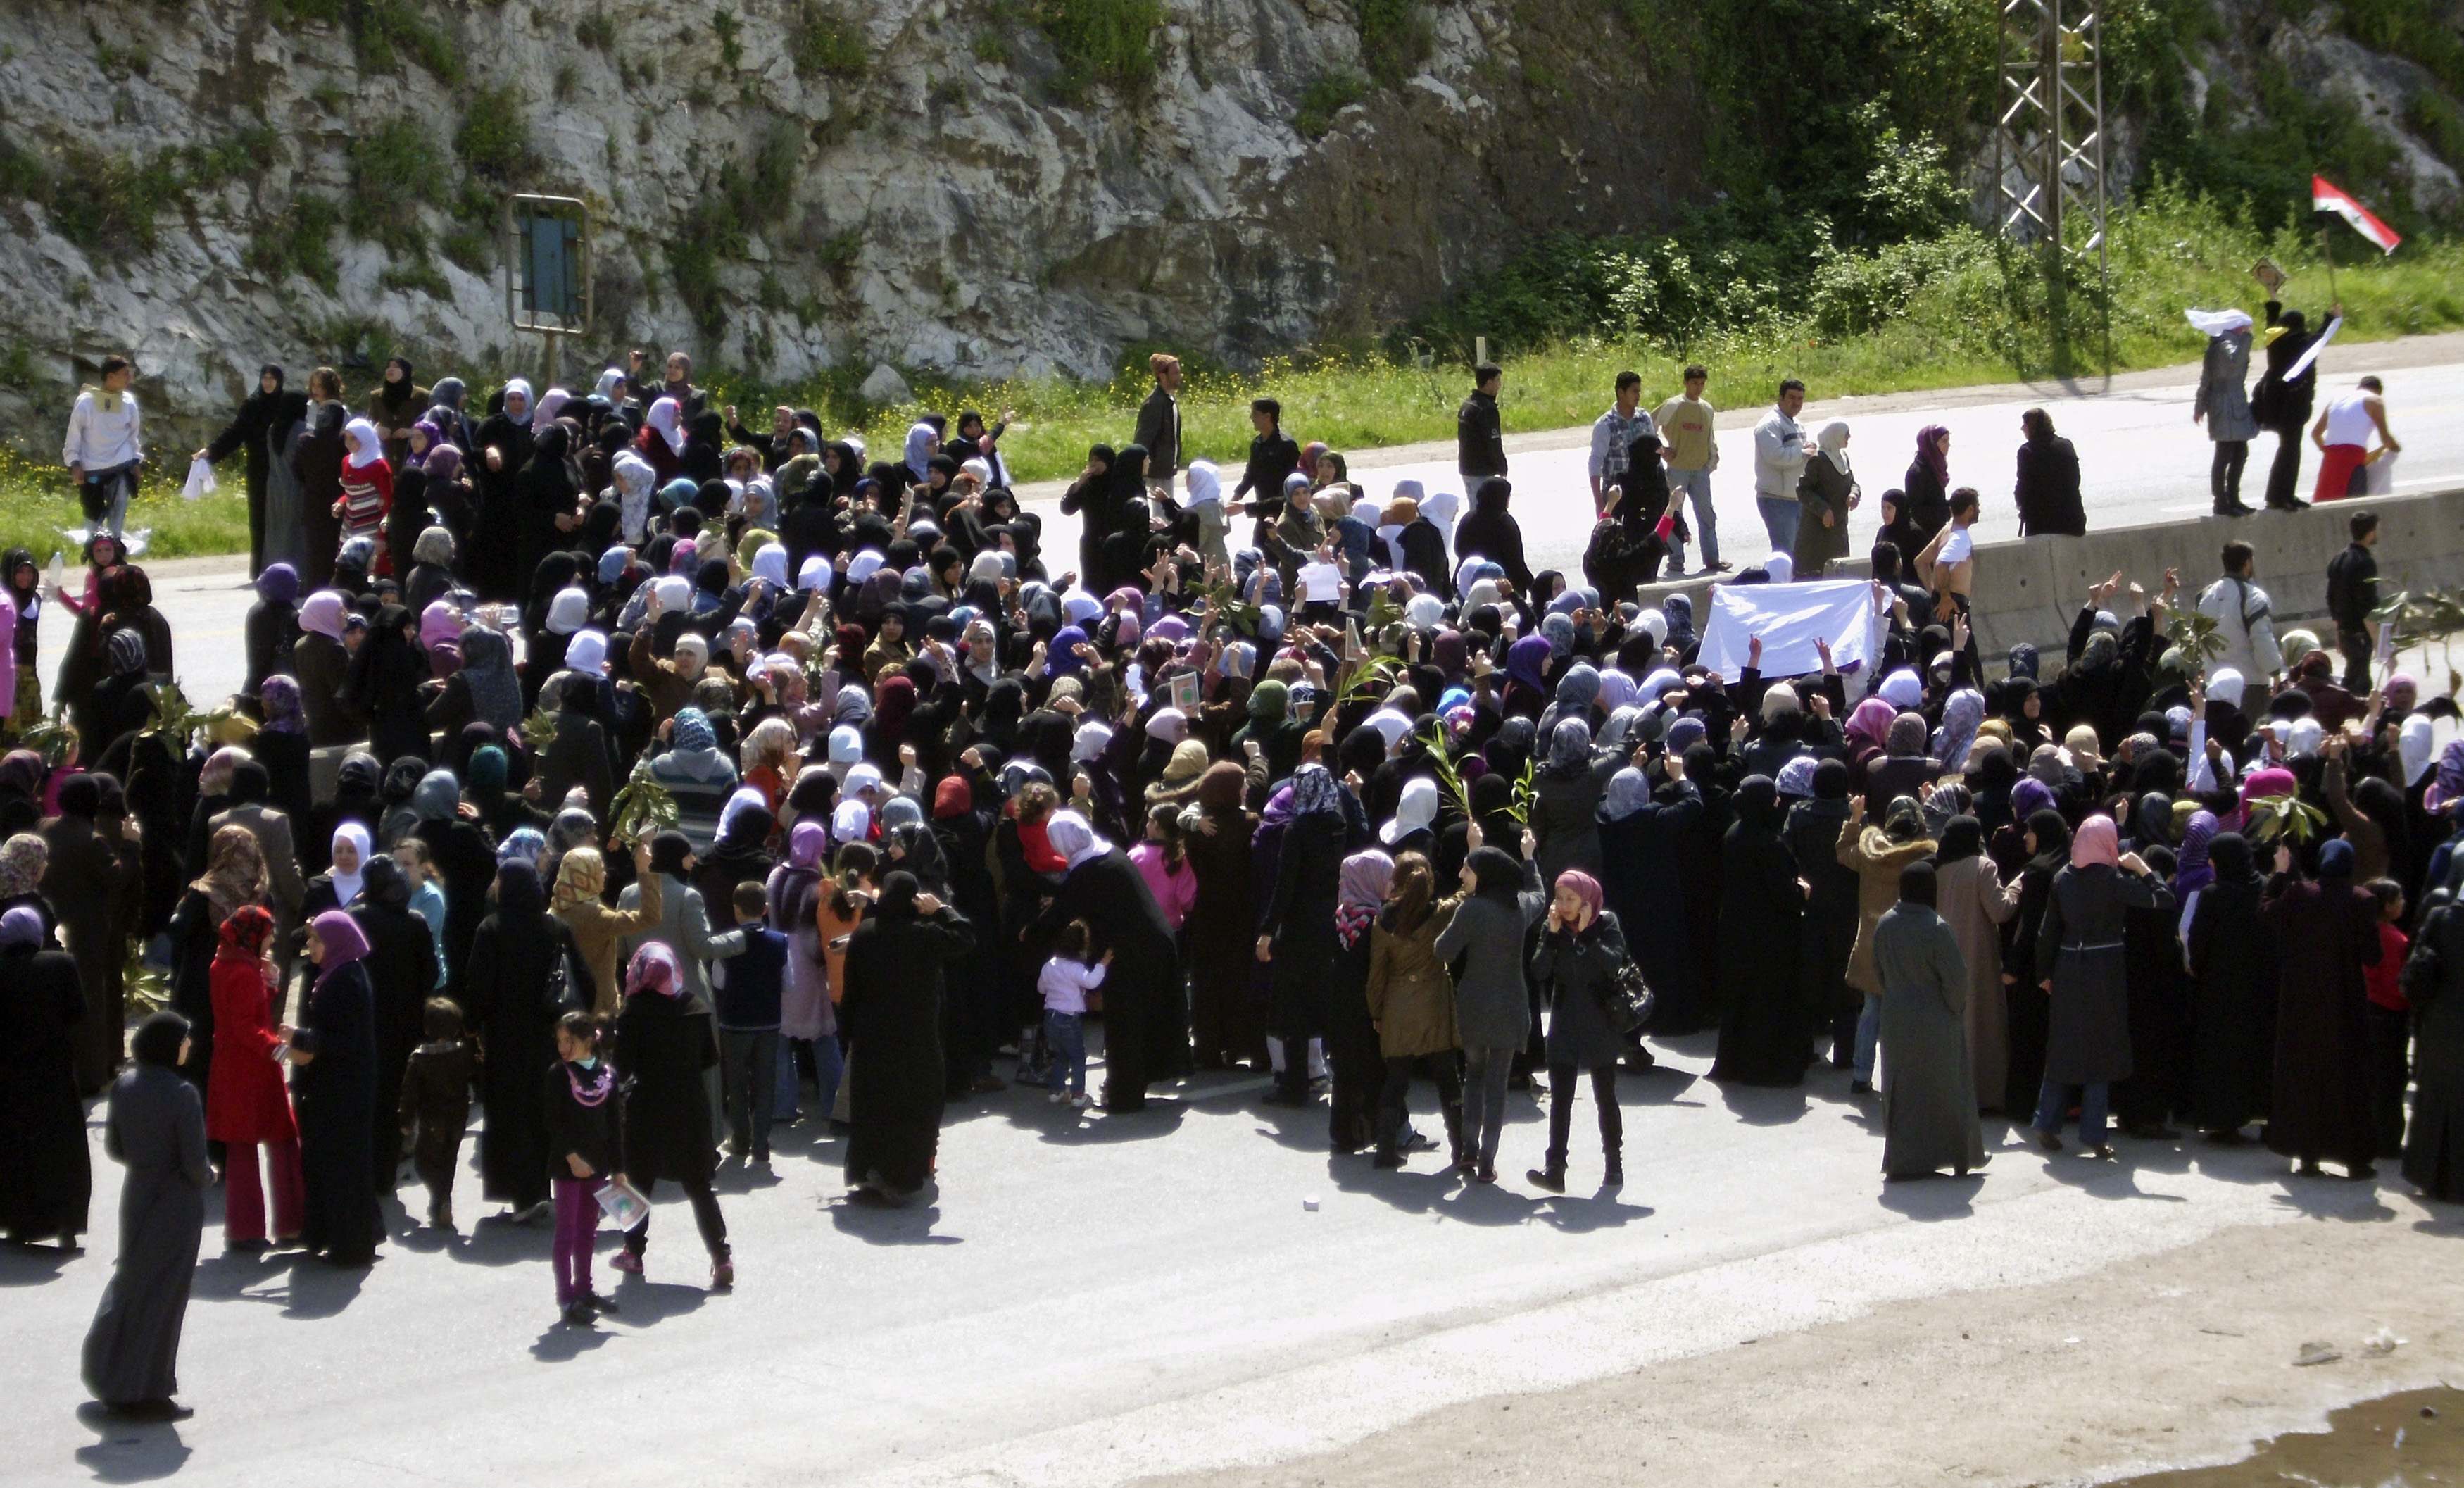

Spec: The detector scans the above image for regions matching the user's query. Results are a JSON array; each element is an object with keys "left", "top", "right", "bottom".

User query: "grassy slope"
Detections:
[{"left": 6, "top": 198, "right": 2458, "bottom": 561}]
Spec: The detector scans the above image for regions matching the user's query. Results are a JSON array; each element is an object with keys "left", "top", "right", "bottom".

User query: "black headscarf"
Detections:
[
  {"left": 876, "top": 868, "right": 921, "bottom": 921},
  {"left": 648, "top": 829, "right": 694, "bottom": 880},
  {"left": 56, "top": 772, "right": 103, "bottom": 818},
  {"left": 2025, "top": 807, "right": 2072, "bottom": 870},
  {"left": 1732, "top": 774, "right": 1781, "bottom": 831},
  {"left": 2208, "top": 830, "right": 2258, "bottom": 885},
  {"left": 494, "top": 858, "right": 546, "bottom": 919},
  {"left": 1932, "top": 814, "right": 1984, "bottom": 865},
  {"left": 1466, "top": 846, "right": 1525, "bottom": 903},
  {"left": 360, "top": 852, "right": 411, "bottom": 908},
  {"left": 1811, "top": 757, "right": 1850, "bottom": 801},
  {"left": 1897, "top": 861, "right": 1938, "bottom": 907}
]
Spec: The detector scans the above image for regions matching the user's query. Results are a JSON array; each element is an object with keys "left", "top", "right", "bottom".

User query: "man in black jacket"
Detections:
[
  {"left": 2253, "top": 299, "right": 2336, "bottom": 511},
  {"left": 1233, "top": 396, "right": 1299, "bottom": 546},
  {"left": 1131, "top": 354, "right": 1183, "bottom": 481},
  {"left": 1457, "top": 363, "right": 1507, "bottom": 498},
  {"left": 2325, "top": 508, "right": 2381, "bottom": 692}
]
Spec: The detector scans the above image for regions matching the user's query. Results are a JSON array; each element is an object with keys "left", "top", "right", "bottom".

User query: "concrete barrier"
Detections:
[{"left": 1635, "top": 487, "right": 2464, "bottom": 675}]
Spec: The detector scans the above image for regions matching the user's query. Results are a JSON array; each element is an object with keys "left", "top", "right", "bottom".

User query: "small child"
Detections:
[
  {"left": 716, "top": 880, "right": 788, "bottom": 1163},
  {"left": 395, "top": 839, "right": 449, "bottom": 990},
  {"left": 1038, "top": 920, "right": 1110, "bottom": 1108},
  {"left": 396, "top": 997, "right": 476, "bottom": 1230},
  {"left": 546, "top": 1011, "right": 621, "bottom": 1326},
  {"left": 2363, "top": 878, "right": 2413, "bottom": 1161}
]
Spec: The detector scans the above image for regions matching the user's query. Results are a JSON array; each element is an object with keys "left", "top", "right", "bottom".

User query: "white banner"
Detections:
[{"left": 1695, "top": 578, "right": 1880, "bottom": 682}]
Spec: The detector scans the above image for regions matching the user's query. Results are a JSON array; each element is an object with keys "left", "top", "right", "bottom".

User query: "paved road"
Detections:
[
  {"left": 8, "top": 1029, "right": 2436, "bottom": 1487},
  {"left": 59, "top": 335, "right": 2463, "bottom": 712}
]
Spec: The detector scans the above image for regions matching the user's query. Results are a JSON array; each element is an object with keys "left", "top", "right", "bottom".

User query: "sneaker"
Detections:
[
  {"left": 582, "top": 1291, "right": 620, "bottom": 1314},
  {"left": 515, "top": 1199, "right": 554, "bottom": 1225},
  {"left": 1400, "top": 1128, "right": 1438, "bottom": 1153},
  {"left": 1372, "top": 1149, "right": 1404, "bottom": 1170},
  {"left": 610, "top": 1250, "right": 644, "bottom": 1275},
  {"left": 1526, "top": 1167, "right": 1566, "bottom": 1194},
  {"left": 1849, "top": 1079, "right": 1873, "bottom": 1096},
  {"left": 1069, "top": 1092, "right": 1092, "bottom": 1109},
  {"left": 1473, "top": 1162, "right": 1497, "bottom": 1184},
  {"left": 1049, "top": 1089, "right": 1067, "bottom": 1104},
  {"left": 562, "top": 1301, "right": 595, "bottom": 1327},
  {"left": 1704, "top": 560, "right": 1733, "bottom": 575},
  {"left": 710, "top": 1257, "right": 734, "bottom": 1291},
  {"left": 2035, "top": 1129, "right": 2064, "bottom": 1153}
]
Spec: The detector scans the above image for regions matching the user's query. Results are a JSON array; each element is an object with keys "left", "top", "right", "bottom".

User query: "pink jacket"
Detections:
[{"left": 1129, "top": 842, "right": 1198, "bottom": 931}]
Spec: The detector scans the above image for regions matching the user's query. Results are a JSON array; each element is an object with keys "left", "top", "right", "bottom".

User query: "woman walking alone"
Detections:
[{"left": 82, "top": 1012, "right": 212, "bottom": 1420}]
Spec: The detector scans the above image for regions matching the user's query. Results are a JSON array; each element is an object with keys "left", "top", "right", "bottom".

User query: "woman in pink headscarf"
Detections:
[
  {"left": 279, "top": 908, "right": 380, "bottom": 1265},
  {"left": 1527, "top": 867, "right": 1632, "bottom": 1192},
  {"left": 2029, "top": 815, "right": 2173, "bottom": 1160}
]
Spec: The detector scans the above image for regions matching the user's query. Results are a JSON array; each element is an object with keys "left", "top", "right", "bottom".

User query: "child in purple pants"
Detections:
[{"left": 546, "top": 1013, "right": 621, "bottom": 1327}]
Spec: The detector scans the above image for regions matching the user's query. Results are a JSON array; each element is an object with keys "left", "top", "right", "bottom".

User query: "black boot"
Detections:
[
  {"left": 1526, "top": 1163, "right": 1566, "bottom": 1193},
  {"left": 1442, "top": 1101, "right": 1466, "bottom": 1170},
  {"left": 1603, "top": 1152, "right": 1625, "bottom": 1186}
]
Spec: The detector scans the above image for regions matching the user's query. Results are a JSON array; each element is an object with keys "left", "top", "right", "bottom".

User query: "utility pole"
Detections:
[{"left": 1991, "top": 0, "right": 2111, "bottom": 373}]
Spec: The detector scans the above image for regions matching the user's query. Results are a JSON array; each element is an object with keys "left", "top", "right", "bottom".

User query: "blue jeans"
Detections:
[
  {"left": 1756, "top": 494, "right": 1799, "bottom": 556},
  {"left": 1854, "top": 994, "right": 1881, "bottom": 1082},
  {"left": 1667, "top": 467, "right": 1718, "bottom": 569},
  {"left": 809, "top": 1034, "right": 844, "bottom": 1123},
  {"left": 1043, "top": 1011, "right": 1087, "bottom": 1094},
  {"left": 2035, "top": 1077, "right": 2111, "bottom": 1146}
]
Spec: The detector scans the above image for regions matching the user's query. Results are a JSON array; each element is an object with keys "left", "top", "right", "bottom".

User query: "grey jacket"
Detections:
[
  {"left": 2195, "top": 331, "right": 2258, "bottom": 443},
  {"left": 1433, "top": 858, "right": 1545, "bottom": 1050},
  {"left": 617, "top": 870, "right": 745, "bottom": 1001}
]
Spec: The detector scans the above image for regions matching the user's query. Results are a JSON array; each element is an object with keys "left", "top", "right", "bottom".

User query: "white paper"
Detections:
[
  {"left": 1695, "top": 578, "right": 1880, "bottom": 682},
  {"left": 1297, "top": 562, "right": 1344, "bottom": 604}
]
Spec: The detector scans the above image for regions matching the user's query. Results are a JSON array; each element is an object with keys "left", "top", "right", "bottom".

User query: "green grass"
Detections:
[
  {"left": 1034, "top": 0, "right": 1162, "bottom": 99},
  {"left": 455, "top": 85, "right": 530, "bottom": 182},
  {"left": 0, "top": 454, "right": 252, "bottom": 563}
]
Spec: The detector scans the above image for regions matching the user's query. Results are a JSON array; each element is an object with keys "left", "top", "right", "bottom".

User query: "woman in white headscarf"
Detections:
[
  {"left": 337, "top": 418, "right": 396, "bottom": 575},
  {"left": 1028, "top": 809, "right": 1182, "bottom": 1113},
  {"left": 2189, "top": 307, "right": 2258, "bottom": 515},
  {"left": 1791, "top": 420, "right": 1856, "bottom": 576},
  {"left": 635, "top": 396, "right": 686, "bottom": 484},
  {"left": 903, "top": 422, "right": 939, "bottom": 485},
  {"left": 610, "top": 449, "right": 658, "bottom": 544}
]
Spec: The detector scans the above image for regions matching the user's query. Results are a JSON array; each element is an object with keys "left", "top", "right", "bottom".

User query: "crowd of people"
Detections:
[{"left": 1, "top": 339, "right": 2458, "bottom": 1425}]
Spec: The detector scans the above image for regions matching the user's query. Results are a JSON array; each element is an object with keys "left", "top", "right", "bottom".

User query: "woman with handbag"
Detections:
[{"left": 1527, "top": 869, "right": 1632, "bottom": 1192}]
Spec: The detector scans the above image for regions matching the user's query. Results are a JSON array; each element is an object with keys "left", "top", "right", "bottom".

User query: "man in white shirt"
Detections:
[
  {"left": 1752, "top": 378, "right": 1811, "bottom": 556},
  {"left": 63, "top": 354, "right": 144, "bottom": 539},
  {"left": 2194, "top": 539, "right": 2282, "bottom": 689}
]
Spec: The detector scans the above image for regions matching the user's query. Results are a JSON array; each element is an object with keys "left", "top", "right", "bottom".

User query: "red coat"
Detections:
[
  {"left": 206, "top": 949, "right": 297, "bottom": 1144},
  {"left": 634, "top": 424, "right": 681, "bottom": 487}
]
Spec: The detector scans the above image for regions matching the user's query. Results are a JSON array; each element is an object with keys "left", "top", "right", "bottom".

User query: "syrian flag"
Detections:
[{"left": 2313, "top": 175, "right": 2403, "bottom": 254}]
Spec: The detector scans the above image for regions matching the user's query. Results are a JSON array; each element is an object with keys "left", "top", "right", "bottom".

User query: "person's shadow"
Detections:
[
  {"left": 529, "top": 1320, "right": 615, "bottom": 1363},
  {"left": 276, "top": 1254, "right": 372, "bottom": 1318},
  {"left": 1878, "top": 1170, "right": 1987, "bottom": 1220},
  {"left": 829, "top": 1191, "right": 962, "bottom": 1245},
  {"left": 0, "top": 1239, "right": 82, "bottom": 1287},
  {"left": 72, "top": 1403, "right": 191, "bottom": 1483}
]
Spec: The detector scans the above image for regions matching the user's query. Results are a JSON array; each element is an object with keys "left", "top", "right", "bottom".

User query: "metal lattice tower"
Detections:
[{"left": 1993, "top": 0, "right": 2111, "bottom": 363}]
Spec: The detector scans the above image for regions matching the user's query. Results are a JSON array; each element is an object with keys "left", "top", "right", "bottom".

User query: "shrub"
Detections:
[
  {"left": 441, "top": 223, "right": 493, "bottom": 275},
  {"left": 577, "top": 9, "right": 617, "bottom": 50},
  {"left": 1357, "top": 0, "right": 1432, "bottom": 87},
  {"left": 44, "top": 144, "right": 182, "bottom": 254},
  {"left": 361, "top": 6, "right": 464, "bottom": 83},
  {"left": 456, "top": 85, "right": 531, "bottom": 182},
  {"left": 790, "top": 1, "right": 867, "bottom": 78},
  {"left": 244, "top": 194, "right": 343, "bottom": 293},
  {"left": 1296, "top": 70, "right": 1370, "bottom": 137},
  {"left": 1034, "top": 0, "right": 1162, "bottom": 99},
  {"left": 347, "top": 115, "right": 443, "bottom": 251}
]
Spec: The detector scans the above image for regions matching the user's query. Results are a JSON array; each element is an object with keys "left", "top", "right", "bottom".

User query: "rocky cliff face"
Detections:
[{"left": 0, "top": 0, "right": 1697, "bottom": 430}]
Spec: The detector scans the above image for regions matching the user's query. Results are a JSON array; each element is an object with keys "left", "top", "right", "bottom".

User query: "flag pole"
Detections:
[{"left": 2318, "top": 215, "right": 2340, "bottom": 306}]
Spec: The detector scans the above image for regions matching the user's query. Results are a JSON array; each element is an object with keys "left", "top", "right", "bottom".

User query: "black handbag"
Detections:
[{"left": 1600, "top": 956, "right": 1657, "bottom": 1034}]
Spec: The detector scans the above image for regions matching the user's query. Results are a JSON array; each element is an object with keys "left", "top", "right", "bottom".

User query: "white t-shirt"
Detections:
[
  {"left": 1039, "top": 956, "right": 1107, "bottom": 1015},
  {"left": 1937, "top": 525, "right": 1974, "bottom": 567}
]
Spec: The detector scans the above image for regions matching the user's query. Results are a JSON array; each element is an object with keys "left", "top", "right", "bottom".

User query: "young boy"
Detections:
[
  {"left": 2363, "top": 878, "right": 2413, "bottom": 1160},
  {"left": 1037, "top": 920, "right": 1110, "bottom": 1109},
  {"left": 396, "top": 997, "right": 476, "bottom": 1229},
  {"left": 546, "top": 1011, "right": 621, "bottom": 1326},
  {"left": 715, "top": 880, "right": 788, "bottom": 1163}
]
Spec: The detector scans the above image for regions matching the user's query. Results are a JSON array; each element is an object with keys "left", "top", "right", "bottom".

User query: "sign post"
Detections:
[{"left": 504, "top": 194, "right": 593, "bottom": 387}]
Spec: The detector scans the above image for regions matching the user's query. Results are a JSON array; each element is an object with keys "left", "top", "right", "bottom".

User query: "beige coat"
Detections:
[
  {"left": 1839, "top": 826, "right": 1937, "bottom": 996},
  {"left": 555, "top": 870, "right": 662, "bottom": 1014},
  {"left": 1932, "top": 854, "right": 2018, "bottom": 1108}
]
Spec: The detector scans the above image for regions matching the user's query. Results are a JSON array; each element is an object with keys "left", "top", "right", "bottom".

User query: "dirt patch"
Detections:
[{"left": 1136, "top": 1211, "right": 2464, "bottom": 1488}]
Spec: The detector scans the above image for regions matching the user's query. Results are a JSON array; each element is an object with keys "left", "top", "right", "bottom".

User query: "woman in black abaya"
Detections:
[
  {"left": 841, "top": 871, "right": 976, "bottom": 1201},
  {"left": 467, "top": 860, "right": 572, "bottom": 1222},
  {"left": 285, "top": 910, "right": 380, "bottom": 1266},
  {"left": 82, "top": 1012, "right": 210, "bottom": 1418},
  {"left": 1031, "top": 809, "right": 1182, "bottom": 1111},
  {"left": 1712, "top": 775, "right": 1811, "bottom": 1087}
]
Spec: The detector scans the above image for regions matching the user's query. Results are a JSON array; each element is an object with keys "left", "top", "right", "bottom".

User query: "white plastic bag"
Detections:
[{"left": 181, "top": 456, "right": 217, "bottom": 501}]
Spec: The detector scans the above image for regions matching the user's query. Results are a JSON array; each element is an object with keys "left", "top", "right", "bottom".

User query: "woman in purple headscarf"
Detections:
[
  {"left": 281, "top": 908, "right": 379, "bottom": 1266},
  {"left": 242, "top": 563, "right": 300, "bottom": 700}
]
